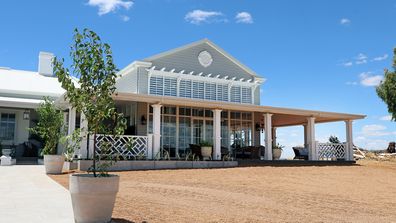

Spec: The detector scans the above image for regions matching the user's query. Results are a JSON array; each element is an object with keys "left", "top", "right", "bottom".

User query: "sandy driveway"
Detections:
[{"left": 50, "top": 160, "right": 396, "bottom": 223}]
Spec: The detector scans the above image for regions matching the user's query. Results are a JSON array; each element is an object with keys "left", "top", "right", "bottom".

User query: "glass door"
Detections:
[{"left": 192, "top": 119, "right": 204, "bottom": 145}]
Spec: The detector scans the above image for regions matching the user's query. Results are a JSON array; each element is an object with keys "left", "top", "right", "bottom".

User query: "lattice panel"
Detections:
[
  {"left": 317, "top": 143, "right": 346, "bottom": 160},
  {"left": 94, "top": 135, "right": 148, "bottom": 159}
]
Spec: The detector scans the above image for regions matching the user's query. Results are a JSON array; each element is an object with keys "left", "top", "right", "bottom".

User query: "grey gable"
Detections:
[{"left": 143, "top": 39, "right": 260, "bottom": 81}]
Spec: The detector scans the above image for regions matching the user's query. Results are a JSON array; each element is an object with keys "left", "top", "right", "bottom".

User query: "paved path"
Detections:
[{"left": 0, "top": 165, "right": 74, "bottom": 223}]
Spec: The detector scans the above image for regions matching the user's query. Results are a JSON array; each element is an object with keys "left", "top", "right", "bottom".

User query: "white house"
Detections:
[
  {"left": 0, "top": 52, "right": 65, "bottom": 161},
  {"left": 1, "top": 39, "right": 365, "bottom": 163}
]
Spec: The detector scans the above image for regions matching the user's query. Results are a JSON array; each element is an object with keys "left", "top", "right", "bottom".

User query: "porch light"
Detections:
[
  {"left": 23, "top": 110, "right": 30, "bottom": 120},
  {"left": 141, "top": 115, "right": 147, "bottom": 125}
]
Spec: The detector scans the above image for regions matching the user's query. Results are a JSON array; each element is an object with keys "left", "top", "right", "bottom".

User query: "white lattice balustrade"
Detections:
[
  {"left": 316, "top": 143, "right": 346, "bottom": 160},
  {"left": 94, "top": 134, "right": 148, "bottom": 159}
]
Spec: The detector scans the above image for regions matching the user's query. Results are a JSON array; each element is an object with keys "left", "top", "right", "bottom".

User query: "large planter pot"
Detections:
[
  {"left": 201, "top": 146, "right": 212, "bottom": 160},
  {"left": 70, "top": 174, "right": 120, "bottom": 223},
  {"left": 44, "top": 154, "right": 65, "bottom": 174},
  {"left": 272, "top": 149, "right": 282, "bottom": 160}
]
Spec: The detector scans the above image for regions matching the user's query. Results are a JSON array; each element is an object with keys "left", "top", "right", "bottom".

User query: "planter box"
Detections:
[
  {"left": 175, "top": 161, "right": 193, "bottom": 169},
  {"left": 130, "top": 160, "right": 155, "bottom": 170},
  {"left": 154, "top": 160, "right": 177, "bottom": 169},
  {"left": 63, "top": 161, "right": 78, "bottom": 171},
  {"left": 78, "top": 160, "right": 238, "bottom": 171}
]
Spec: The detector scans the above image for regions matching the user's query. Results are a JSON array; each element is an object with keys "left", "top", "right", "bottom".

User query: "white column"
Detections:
[
  {"left": 213, "top": 109, "right": 222, "bottom": 160},
  {"left": 306, "top": 117, "right": 316, "bottom": 160},
  {"left": 264, "top": 113, "right": 273, "bottom": 160},
  {"left": 68, "top": 107, "right": 76, "bottom": 135},
  {"left": 272, "top": 127, "right": 277, "bottom": 147},
  {"left": 151, "top": 104, "right": 162, "bottom": 159},
  {"left": 79, "top": 112, "right": 90, "bottom": 159},
  {"left": 345, "top": 120, "right": 354, "bottom": 161},
  {"left": 303, "top": 124, "right": 308, "bottom": 148}
]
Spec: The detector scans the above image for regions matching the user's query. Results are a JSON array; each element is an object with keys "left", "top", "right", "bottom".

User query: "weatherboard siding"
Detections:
[{"left": 146, "top": 42, "right": 256, "bottom": 81}]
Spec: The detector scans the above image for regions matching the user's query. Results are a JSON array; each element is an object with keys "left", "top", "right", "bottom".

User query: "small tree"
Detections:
[
  {"left": 30, "top": 97, "right": 64, "bottom": 155},
  {"left": 329, "top": 135, "right": 341, "bottom": 144},
  {"left": 54, "top": 28, "right": 126, "bottom": 177},
  {"left": 376, "top": 48, "right": 396, "bottom": 121}
]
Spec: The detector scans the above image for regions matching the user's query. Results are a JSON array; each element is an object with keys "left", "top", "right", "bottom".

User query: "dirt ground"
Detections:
[{"left": 50, "top": 160, "right": 396, "bottom": 223}]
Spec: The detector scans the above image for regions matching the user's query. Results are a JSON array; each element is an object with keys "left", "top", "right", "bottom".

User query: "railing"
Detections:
[
  {"left": 92, "top": 134, "right": 150, "bottom": 160},
  {"left": 316, "top": 143, "right": 347, "bottom": 160}
]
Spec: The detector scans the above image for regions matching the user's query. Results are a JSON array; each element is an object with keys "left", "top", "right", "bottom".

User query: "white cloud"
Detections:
[
  {"left": 120, "top": 15, "right": 130, "bottom": 21},
  {"left": 185, "top": 10, "right": 225, "bottom": 25},
  {"left": 342, "top": 61, "right": 353, "bottom": 67},
  {"left": 87, "top": 0, "right": 133, "bottom": 16},
  {"left": 380, "top": 115, "right": 392, "bottom": 121},
  {"left": 235, "top": 12, "right": 253, "bottom": 24},
  {"left": 355, "top": 53, "right": 368, "bottom": 64},
  {"left": 361, "top": 124, "right": 396, "bottom": 136},
  {"left": 359, "top": 72, "right": 383, "bottom": 86},
  {"left": 340, "top": 18, "right": 351, "bottom": 25},
  {"left": 345, "top": 81, "right": 358, "bottom": 85},
  {"left": 372, "top": 54, "right": 388, "bottom": 61}
]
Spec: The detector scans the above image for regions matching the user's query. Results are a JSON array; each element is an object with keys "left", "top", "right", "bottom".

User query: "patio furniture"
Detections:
[
  {"left": 1, "top": 155, "right": 12, "bottom": 166},
  {"left": 235, "top": 146, "right": 262, "bottom": 159},
  {"left": 189, "top": 144, "right": 203, "bottom": 160},
  {"left": 293, "top": 147, "right": 308, "bottom": 160}
]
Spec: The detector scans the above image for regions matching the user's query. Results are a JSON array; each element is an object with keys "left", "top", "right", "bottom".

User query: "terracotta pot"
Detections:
[
  {"left": 44, "top": 155, "right": 64, "bottom": 174},
  {"left": 70, "top": 174, "right": 120, "bottom": 223},
  {"left": 201, "top": 146, "right": 212, "bottom": 159},
  {"left": 272, "top": 148, "right": 282, "bottom": 160}
]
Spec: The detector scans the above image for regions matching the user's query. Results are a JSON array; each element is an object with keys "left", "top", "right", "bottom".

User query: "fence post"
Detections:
[{"left": 147, "top": 134, "right": 153, "bottom": 159}]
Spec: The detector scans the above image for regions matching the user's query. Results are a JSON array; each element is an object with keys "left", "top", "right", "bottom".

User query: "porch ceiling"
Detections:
[{"left": 114, "top": 93, "right": 366, "bottom": 126}]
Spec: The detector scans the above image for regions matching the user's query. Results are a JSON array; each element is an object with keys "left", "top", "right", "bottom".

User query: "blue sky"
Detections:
[{"left": 1, "top": 0, "right": 396, "bottom": 155}]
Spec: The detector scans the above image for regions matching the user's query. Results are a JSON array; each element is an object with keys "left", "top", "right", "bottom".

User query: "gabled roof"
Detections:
[
  {"left": 143, "top": 39, "right": 261, "bottom": 79},
  {"left": 0, "top": 67, "right": 65, "bottom": 99}
]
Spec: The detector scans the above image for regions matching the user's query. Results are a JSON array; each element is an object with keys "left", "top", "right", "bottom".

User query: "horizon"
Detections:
[{"left": 1, "top": 0, "right": 395, "bottom": 157}]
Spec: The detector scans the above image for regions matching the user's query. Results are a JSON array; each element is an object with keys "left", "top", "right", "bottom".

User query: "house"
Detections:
[
  {"left": 1, "top": 39, "right": 365, "bottom": 163},
  {"left": 61, "top": 39, "right": 365, "bottom": 162},
  {"left": 0, "top": 52, "right": 65, "bottom": 160}
]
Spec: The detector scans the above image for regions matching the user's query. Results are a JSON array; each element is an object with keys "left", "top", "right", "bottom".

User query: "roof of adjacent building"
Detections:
[{"left": 0, "top": 67, "right": 65, "bottom": 99}]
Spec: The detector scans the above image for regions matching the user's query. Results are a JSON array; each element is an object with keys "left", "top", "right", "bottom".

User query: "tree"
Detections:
[
  {"left": 30, "top": 97, "right": 64, "bottom": 155},
  {"left": 54, "top": 28, "right": 126, "bottom": 177},
  {"left": 376, "top": 48, "right": 396, "bottom": 121},
  {"left": 328, "top": 135, "right": 341, "bottom": 144}
]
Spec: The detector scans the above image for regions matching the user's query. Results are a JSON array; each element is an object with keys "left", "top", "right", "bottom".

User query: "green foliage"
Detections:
[
  {"left": 30, "top": 97, "right": 64, "bottom": 155},
  {"left": 60, "top": 129, "right": 81, "bottom": 162},
  {"left": 272, "top": 143, "right": 284, "bottom": 150},
  {"left": 376, "top": 48, "right": 396, "bottom": 121},
  {"left": 329, "top": 135, "right": 341, "bottom": 144},
  {"left": 54, "top": 28, "right": 126, "bottom": 177},
  {"left": 199, "top": 140, "right": 212, "bottom": 147}
]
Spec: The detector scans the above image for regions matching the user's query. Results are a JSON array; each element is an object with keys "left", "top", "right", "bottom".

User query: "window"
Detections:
[
  {"left": 231, "top": 86, "right": 241, "bottom": 103},
  {"left": 179, "top": 80, "right": 192, "bottom": 98},
  {"left": 192, "top": 81, "right": 204, "bottom": 99},
  {"left": 0, "top": 113, "right": 16, "bottom": 140},
  {"left": 205, "top": 83, "right": 216, "bottom": 101},
  {"left": 216, "top": 84, "right": 229, "bottom": 102},
  {"left": 164, "top": 78, "right": 177, "bottom": 97},
  {"left": 241, "top": 87, "right": 252, "bottom": 104},
  {"left": 149, "top": 76, "right": 163, "bottom": 95}
]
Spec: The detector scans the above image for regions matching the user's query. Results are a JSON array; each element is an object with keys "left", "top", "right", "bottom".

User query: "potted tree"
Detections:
[
  {"left": 272, "top": 143, "right": 284, "bottom": 160},
  {"left": 60, "top": 129, "right": 81, "bottom": 171},
  {"left": 200, "top": 140, "right": 213, "bottom": 160},
  {"left": 30, "top": 98, "right": 64, "bottom": 174},
  {"left": 54, "top": 28, "right": 126, "bottom": 223}
]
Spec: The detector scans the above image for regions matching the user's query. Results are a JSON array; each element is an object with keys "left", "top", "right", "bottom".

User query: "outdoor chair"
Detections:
[
  {"left": 189, "top": 144, "right": 202, "bottom": 160},
  {"left": 293, "top": 147, "right": 308, "bottom": 160}
]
